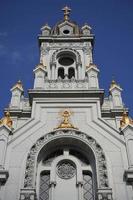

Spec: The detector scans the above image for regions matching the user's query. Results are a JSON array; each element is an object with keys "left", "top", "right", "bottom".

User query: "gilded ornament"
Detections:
[
  {"left": 120, "top": 111, "right": 133, "bottom": 128},
  {"left": 0, "top": 111, "right": 13, "bottom": 128},
  {"left": 55, "top": 110, "right": 77, "bottom": 129},
  {"left": 62, "top": 6, "right": 71, "bottom": 21}
]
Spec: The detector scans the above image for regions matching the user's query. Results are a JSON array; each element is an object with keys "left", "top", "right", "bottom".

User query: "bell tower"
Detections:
[{"left": 32, "top": 6, "right": 99, "bottom": 93}]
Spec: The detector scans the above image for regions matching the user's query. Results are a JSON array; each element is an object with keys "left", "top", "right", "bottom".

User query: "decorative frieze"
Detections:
[{"left": 44, "top": 79, "right": 89, "bottom": 90}]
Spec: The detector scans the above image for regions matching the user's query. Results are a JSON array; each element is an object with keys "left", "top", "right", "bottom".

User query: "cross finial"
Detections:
[{"left": 62, "top": 6, "right": 71, "bottom": 21}]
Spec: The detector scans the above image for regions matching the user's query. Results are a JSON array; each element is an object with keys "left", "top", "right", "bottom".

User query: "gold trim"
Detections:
[
  {"left": 62, "top": 6, "right": 71, "bottom": 21},
  {"left": 120, "top": 111, "right": 133, "bottom": 128},
  {"left": 0, "top": 112, "right": 13, "bottom": 129}
]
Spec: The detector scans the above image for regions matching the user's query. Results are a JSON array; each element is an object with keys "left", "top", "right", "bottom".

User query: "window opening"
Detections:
[
  {"left": 58, "top": 57, "right": 74, "bottom": 66},
  {"left": 63, "top": 29, "right": 70, "bottom": 34},
  {"left": 68, "top": 67, "right": 75, "bottom": 79},
  {"left": 39, "top": 171, "right": 50, "bottom": 200},
  {"left": 58, "top": 67, "right": 65, "bottom": 79},
  {"left": 83, "top": 171, "right": 94, "bottom": 200}
]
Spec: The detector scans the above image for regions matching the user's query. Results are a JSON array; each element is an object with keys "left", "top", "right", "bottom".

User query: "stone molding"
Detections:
[
  {"left": 24, "top": 129, "right": 109, "bottom": 189},
  {"left": 51, "top": 48, "right": 81, "bottom": 64}
]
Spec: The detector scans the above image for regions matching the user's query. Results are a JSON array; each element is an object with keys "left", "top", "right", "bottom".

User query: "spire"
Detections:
[
  {"left": 120, "top": 110, "right": 133, "bottom": 128},
  {"left": 0, "top": 111, "right": 13, "bottom": 129},
  {"left": 62, "top": 6, "right": 71, "bottom": 21}
]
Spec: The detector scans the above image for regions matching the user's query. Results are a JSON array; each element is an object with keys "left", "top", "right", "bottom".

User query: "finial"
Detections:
[
  {"left": 0, "top": 111, "right": 13, "bottom": 129},
  {"left": 62, "top": 6, "right": 71, "bottom": 21},
  {"left": 120, "top": 110, "right": 133, "bottom": 128},
  {"left": 55, "top": 109, "right": 77, "bottom": 129},
  {"left": 109, "top": 79, "right": 121, "bottom": 90},
  {"left": 11, "top": 80, "right": 23, "bottom": 91}
]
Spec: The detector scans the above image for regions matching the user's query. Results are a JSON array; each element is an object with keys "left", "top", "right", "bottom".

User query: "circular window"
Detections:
[
  {"left": 57, "top": 160, "right": 76, "bottom": 179},
  {"left": 58, "top": 57, "right": 74, "bottom": 66},
  {"left": 63, "top": 29, "right": 70, "bottom": 34}
]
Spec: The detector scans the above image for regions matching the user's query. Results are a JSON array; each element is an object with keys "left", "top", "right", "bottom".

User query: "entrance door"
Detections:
[{"left": 39, "top": 149, "right": 94, "bottom": 200}]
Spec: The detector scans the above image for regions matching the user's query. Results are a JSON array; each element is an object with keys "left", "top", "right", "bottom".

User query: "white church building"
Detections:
[{"left": 0, "top": 6, "right": 133, "bottom": 200}]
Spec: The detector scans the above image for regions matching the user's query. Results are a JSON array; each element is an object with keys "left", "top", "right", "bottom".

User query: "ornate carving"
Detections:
[
  {"left": 24, "top": 130, "right": 109, "bottom": 189},
  {"left": 51, "top": 48, "right": 81, "bottom": 64},
  {"left": 49, "top": 42, "right": 84, "bottom": 48},
  {"left": 55, "top": 110, "right": 77, "bottom": 129},
  {"left": 57, "top": 160, "right": 76, "bottom": 179},
  {"left": 44, "top": 79, "right": 89, "bottom": 90}
]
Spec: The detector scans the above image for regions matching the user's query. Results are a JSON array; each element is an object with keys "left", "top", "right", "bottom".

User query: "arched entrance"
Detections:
[{"left": 22, "top": 130, "right": 110, "bottom": 200}]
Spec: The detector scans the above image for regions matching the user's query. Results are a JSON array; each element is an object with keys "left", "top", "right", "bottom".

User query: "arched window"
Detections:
[
  {"left": 58, "top": 67, "right": 65, "bottom": 79},
  {"left": 68, "top": 67, "right": 75, "bottom": 79}
]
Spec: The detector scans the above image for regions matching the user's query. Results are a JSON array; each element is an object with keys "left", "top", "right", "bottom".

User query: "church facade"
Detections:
[{"left": 0, "top": 7, "right": 133, "bottom": 200}]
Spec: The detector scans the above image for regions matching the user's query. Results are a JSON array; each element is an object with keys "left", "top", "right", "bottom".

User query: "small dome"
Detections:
[
  {"left": 51, "top": 6, "right": 80, "bottom": 36},
  {"left": 52, "top": 20, "right": 80, "bottom": 36}
]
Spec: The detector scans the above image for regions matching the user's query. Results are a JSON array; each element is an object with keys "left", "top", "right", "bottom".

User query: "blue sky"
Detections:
[{"left": 0, "top": 0, "right": 133, "bottom": 117}]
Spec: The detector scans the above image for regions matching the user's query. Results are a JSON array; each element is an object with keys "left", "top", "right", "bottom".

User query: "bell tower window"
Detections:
[
  {"left": 58, "top": 56, "right": 74, "bottom": 66},
  {"left": 68, "top": 67, "right": 75, "bottom": 79},
  {"left": 58, "top": 67, "right": 65, "bottom": 79}
]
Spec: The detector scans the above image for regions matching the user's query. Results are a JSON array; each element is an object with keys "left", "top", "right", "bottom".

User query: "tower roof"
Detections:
[{"left": 51, "top": 6, "right": 80, "bottom": 35}]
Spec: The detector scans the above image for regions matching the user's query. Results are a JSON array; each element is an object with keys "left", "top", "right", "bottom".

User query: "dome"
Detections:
[{"left": 51, "top": 6, "right": 81, "bottom": 36}]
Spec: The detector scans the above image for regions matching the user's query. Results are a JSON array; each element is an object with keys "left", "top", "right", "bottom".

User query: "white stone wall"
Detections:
[{"left": 0, "top": 98, "right": 132, "bottom": 200}]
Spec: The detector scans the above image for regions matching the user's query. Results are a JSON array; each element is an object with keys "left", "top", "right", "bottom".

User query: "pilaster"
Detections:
[{"left": 33, "top": 63, "right": 47, "bottom": 89}]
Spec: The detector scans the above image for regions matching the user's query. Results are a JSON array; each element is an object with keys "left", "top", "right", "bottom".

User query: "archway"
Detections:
[{"left": 23, "top": 130, "right": 109, "bottom": 200}]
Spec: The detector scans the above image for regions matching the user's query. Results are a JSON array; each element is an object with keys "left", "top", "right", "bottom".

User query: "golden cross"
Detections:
[{"left": 62, "top": 6, "right": 71, "bottom": 21}]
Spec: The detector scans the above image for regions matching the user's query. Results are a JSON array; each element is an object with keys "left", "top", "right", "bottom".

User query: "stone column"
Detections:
[
  {"left": 50, "top": 181, "right": 56, "bottom": 200},
  {"left": 77, "top": 182, "right": 83, "bottom": 200},
  {"left": 51, "top": 64, "right": 56, "bottom": 80},
  {"left": 77, "top": 64, "right": 82, "bottom": 79}
]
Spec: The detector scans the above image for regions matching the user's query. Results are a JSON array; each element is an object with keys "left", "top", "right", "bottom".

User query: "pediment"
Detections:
[{"left": 58, "top": 21, "right": 75, "bottom": 28}]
